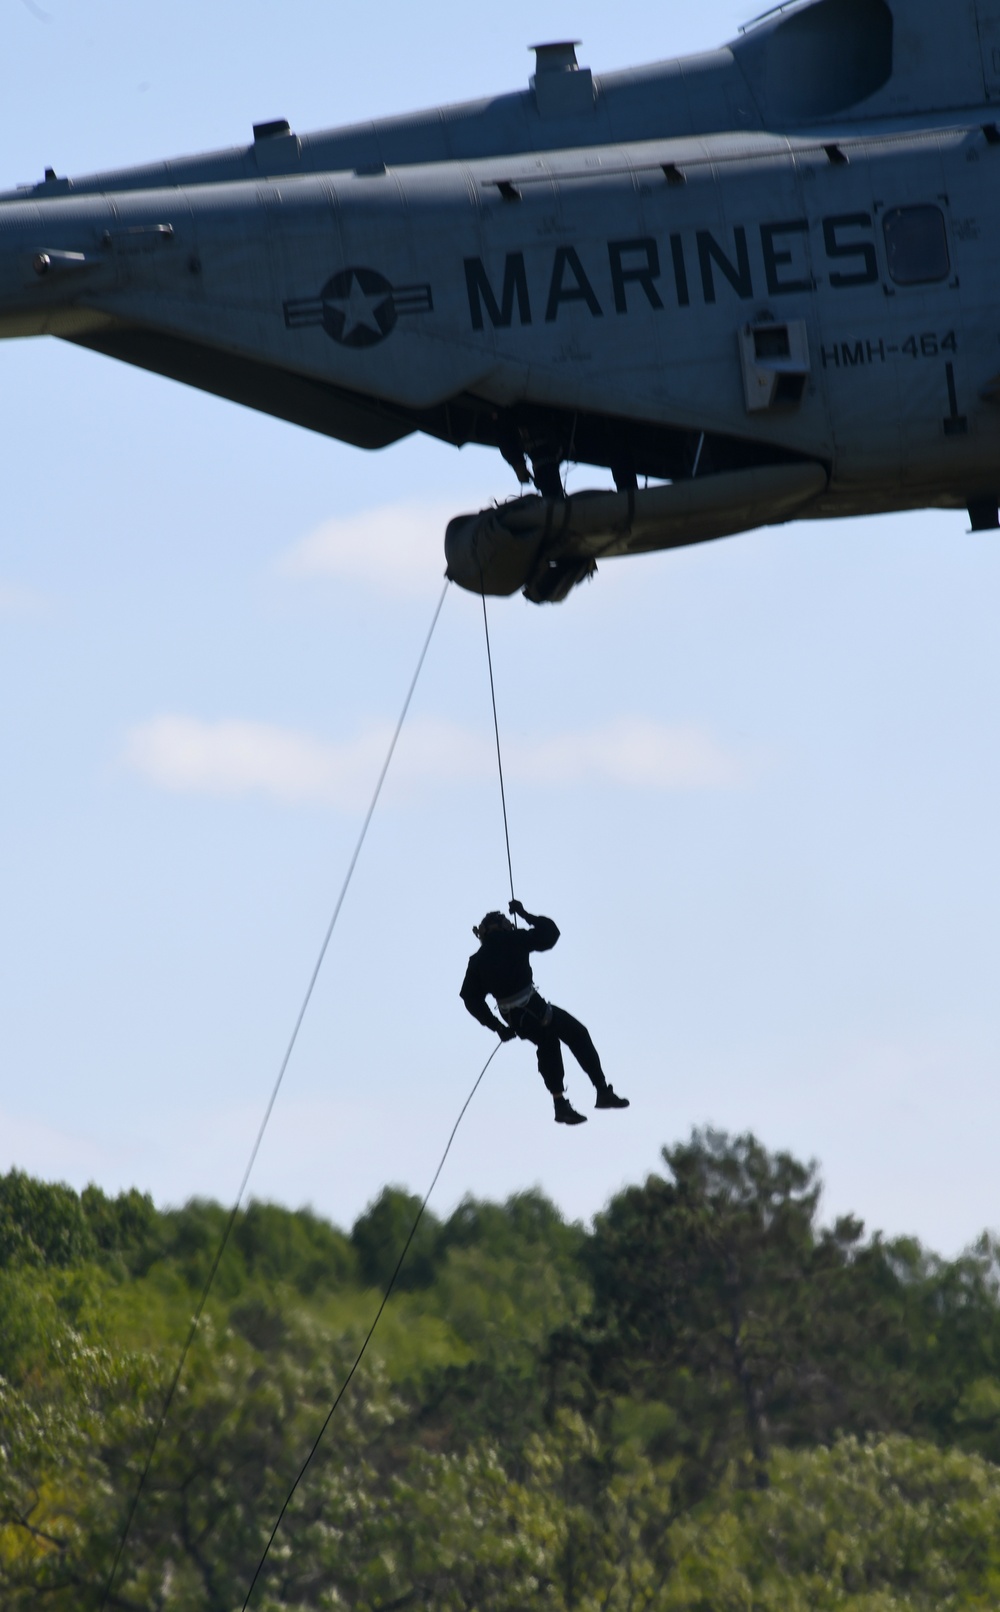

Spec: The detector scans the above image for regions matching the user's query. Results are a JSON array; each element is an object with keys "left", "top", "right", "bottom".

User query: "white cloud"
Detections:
[
  {"left": 510, "top": 717, "right": 742, "bottom": 790},
  {"left": 277, "top": 492, "right": 688, "bottom": 600},
  {"left": 125, "top": 715, "right": 399, "bottom": 809},
  {"left": 280, "top": 498, "right": 473, "bottom": 595},
  {"left": 124, "top": 713, "right": 746, "bottom": 806}
]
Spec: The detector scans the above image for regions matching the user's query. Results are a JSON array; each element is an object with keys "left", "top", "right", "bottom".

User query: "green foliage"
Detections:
[
  {"left": 351, "top": 1184, "right": 442, "bottom": 1290},
  {"left": 431, "top": 1190, "right": 589, "bottom": 1363},
  {"left": 0, "top": 1266, "right": 66, "bottom": 1381},
  {"left": 80, "top": 1182, "right": 158, "bottom": 1268},
  {"left": 442, "top": 1188, "right": 586, "bottom": 1264},
  {"left": 5, "top": 1135, "right": 1000, "bottom": 1608},
  {"left": 0, "top": 1170, "right": 97, "bottom": 1268},
  {"left": 234, "top": 1198, "right": 357, "bottom": 1293},
  {"left": 664, "top": 1437, "right": 1000, "bottom": 1609},
  {"left": 586, "top": 1131, "right": 863, "bottom": 1489},
  {"left": 580, "top": 1128, "right": 1000, "bottom": 1500}
]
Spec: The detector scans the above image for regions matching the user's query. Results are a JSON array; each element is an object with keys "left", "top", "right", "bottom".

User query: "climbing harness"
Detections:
[
  {"left": 499, "top": 987, "right": 554, "bottom": 1034},
  {"left": 100, "top": 579, "right": 450, "bottom": 1612},
  {"left": 496, "top": 981, "right": 537, "bottom": 1015}
]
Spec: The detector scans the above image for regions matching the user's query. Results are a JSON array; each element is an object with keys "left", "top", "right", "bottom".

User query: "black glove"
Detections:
[{"left": 497, "top": 1023, "right": 517, "bottom": 1042}]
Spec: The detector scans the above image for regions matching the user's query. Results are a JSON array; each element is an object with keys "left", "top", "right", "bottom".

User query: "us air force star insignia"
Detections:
[{"left": 283, "top": 266, "right": 433, "bottom": 349}]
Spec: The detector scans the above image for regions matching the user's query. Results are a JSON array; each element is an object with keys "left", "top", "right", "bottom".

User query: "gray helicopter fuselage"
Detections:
[{"left": 2, "top": 0, "right": 999, "bottom": 600}]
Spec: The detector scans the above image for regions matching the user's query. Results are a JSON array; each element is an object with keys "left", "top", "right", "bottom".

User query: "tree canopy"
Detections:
[{"left": 2, "top": 1132, "right": 1000, "bottom": 1609}]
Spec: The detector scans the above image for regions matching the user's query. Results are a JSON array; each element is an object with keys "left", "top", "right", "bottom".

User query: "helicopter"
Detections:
[{"left": 1, "top": 0, "right": 998, "bottom": 603}]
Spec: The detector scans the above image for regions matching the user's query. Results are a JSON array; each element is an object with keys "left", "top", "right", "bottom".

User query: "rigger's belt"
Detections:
[
  {"left": 496, "top": 983, "right": 536, "bottom": 1013},
  {"left": 497, "top": 985, "right": 553, "bottom": 1029}
]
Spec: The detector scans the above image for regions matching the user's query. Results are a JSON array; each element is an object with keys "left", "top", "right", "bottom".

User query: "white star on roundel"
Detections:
[{"left": 328, "top": 271, "right": 392, "bottom": 341}]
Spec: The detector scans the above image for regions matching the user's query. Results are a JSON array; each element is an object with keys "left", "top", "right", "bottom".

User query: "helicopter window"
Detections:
[{"left": 882, "top": 205, "right": 950, "bottom": 285}]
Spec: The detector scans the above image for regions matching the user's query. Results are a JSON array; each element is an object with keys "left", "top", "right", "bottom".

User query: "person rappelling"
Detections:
[{"left": 460, "top": 899, "right": 630, "bottom": 1125}]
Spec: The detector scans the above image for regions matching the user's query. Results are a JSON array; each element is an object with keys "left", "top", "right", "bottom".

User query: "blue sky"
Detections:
[{"left": 2, "top": 0, "right": 998, "bottom": 1256}]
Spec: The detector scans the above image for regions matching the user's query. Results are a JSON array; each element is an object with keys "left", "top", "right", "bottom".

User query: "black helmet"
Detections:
[{"left": 473, "top": 910, "right": 509, "bottom": 940}]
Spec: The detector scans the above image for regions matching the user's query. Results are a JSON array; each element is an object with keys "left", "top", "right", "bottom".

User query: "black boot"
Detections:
[
  {"left": 554, "top": 1095, "right": 587, "bottom": 1125},
  {"left": 595, "top": 1084, "right": 629, "bottom": 1110}
]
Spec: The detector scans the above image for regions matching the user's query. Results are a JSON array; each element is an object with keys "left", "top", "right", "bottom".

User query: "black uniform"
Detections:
[{"left": 460, "top": 909, "right": 608, "bottom": 1098}]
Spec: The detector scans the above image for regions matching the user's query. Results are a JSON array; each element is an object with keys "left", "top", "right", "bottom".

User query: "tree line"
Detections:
[{"left": 2, "top": 1130, "right": 1000, "bottom": 1608}]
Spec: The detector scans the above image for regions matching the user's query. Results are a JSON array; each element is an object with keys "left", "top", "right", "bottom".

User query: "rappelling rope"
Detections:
[
  {"left": 99, "top": 577, "right": 450, "bottom": 1612},
  {"left": 480, "top": 591, "right": 517, "bottom": 911},
  {"left": 241, "top": 589, "right": 519, "bottom": 1606},
  {"left": 241, "top": 1037, "right": 503, "bottom": 1610}
]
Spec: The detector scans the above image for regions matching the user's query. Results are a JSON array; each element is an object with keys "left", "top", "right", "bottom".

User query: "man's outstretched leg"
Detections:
[
  {"left": 549, "top": 1007, "right": 629, "bottom": 1110},
  {"left": 533, "top": 1026, "right": 587, "bottom": 1125}
]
